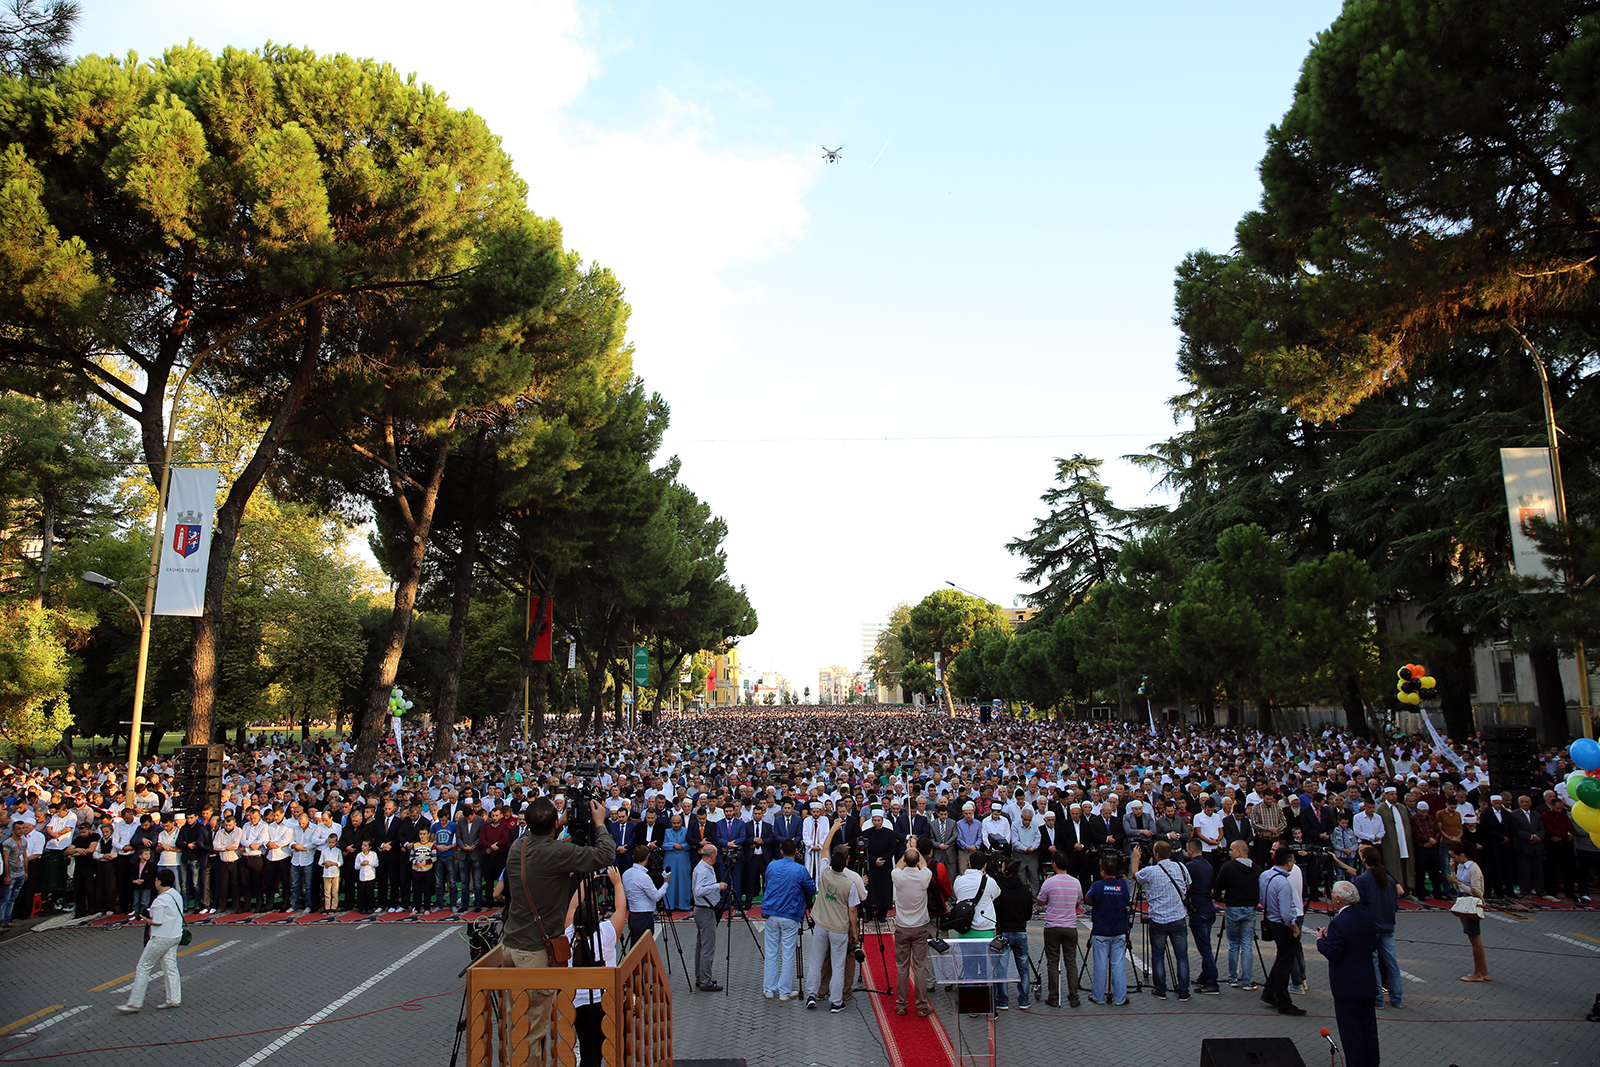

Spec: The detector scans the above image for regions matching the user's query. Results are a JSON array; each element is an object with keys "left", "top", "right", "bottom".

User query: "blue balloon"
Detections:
[{"left": 1571, "top": 738, "right": 1600, "bottom": 773}]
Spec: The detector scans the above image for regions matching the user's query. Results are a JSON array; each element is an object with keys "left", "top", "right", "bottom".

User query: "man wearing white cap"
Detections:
[
  {"left": 861, "top": 808, "right": 900, "bottom": 926},
  {"left": 955, "top": 802, "right": 984, "bottom": 876},
  {"left": 803, "top": 801, "right": 830, "bottom": 883}
]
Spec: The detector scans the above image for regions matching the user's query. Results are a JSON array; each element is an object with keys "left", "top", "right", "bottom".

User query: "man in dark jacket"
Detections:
[
  {"left": 993, "top": 861, "right": 1034, "bottom": 1010},
  {"left": 1316, "top": 880, "right": 1380, "bottom": 1067}
]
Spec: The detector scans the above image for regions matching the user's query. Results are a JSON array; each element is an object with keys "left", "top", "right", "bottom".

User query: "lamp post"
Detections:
[
  {"left": 1510, "top": 328, "right": 1594, "bottom": 740},
  {"left": 80, "top": 572, "right": 148, "bottom": 803}
]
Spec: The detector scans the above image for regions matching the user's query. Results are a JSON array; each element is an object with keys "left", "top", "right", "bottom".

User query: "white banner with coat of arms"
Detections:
[{"left": 153, "top": 466, "right": 219, "bottom": 616}]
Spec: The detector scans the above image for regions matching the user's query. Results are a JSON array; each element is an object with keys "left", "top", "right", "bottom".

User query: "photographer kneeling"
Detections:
[{"left": 502, "top": 796, "right": 617, "bottom": 1054}]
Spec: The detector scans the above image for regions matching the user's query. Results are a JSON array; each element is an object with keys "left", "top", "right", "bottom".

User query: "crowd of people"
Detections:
[{"left": 0, "top": 707, "right": 1588, "bottom": 1058}]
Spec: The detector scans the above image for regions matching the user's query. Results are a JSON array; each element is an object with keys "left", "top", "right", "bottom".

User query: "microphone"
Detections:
[{"left": 1320, "top": 1026, "right": 1338, "bottom": 1051}]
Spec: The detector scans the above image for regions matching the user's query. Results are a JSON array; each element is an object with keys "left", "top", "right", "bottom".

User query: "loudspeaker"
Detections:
[
  {"left": 956, "top": 985, "right": 992, "bottom": 1015},
  {"left": 1199, "top": 1037, "right": 1307, "bottom": 1067}
]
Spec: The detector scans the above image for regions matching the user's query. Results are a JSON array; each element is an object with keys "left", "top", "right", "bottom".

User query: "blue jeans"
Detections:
[
  {"left": 994, "top": 930, "right": 1030, "bottom": 1007},
  {"left": 0, "top": 879, "right": 18, "bottom": 923},
  {"left": 181, "top": 857, "right": 206, "bottom": 908},
  {"left": 1371, "top": 929, "right": 1401, "bottom": 1006},
  {"left": 1189, "top": 912, "right": 1218, "bottom": 990},
  {"left": 434, "top": 853, "right": 458, "bottom": 908},
  {"left": 289, "top": 864, "right": 314, "bottom": 909},
  {"left": 1090, "top": 933, "right": 1127, "bottom": 1005},
  {"left": 1149, "top": 918, "right": 1190, "bottom": 995},
  {"left": 762, "top": 915, "right": 800, "bottom": 996},
  {"left": 1224, "top": 906, "right": 1256, "bottom": 984}
]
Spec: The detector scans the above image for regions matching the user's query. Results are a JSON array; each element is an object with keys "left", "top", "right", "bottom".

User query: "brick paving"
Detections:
[{"left": 1, "top": 907, "right": 1596, "bottom": 1066}]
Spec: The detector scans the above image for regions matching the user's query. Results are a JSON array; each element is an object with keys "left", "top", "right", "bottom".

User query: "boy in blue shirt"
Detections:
[
  {"left": 1085, "top": 855, "right": 1131, "bottom": 1005},
  {"left": 431, "top": 813, "right": 458, "bottom": 912}
]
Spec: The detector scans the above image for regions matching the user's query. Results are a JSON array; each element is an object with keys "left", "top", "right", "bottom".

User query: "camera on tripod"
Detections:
[
  {"left": 564, "top": 762, "right": 604, "bottom": 847},
  {"left": 721, "top": 843, "right": 744, "bottom": 864},
  {"left": 645, "top": 842, "right": 666, "bottom": 886},
  {"left": 986, "top": 833, "right": 1013, "bottom": 856}
]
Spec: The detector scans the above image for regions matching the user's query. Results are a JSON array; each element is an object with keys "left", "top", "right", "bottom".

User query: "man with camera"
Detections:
[
  {"left": 1131, "top": 841, "right": 1192, "bottom": 1001},
  {"left": 760, "top": 838, "right": 815, "bottom": 1001},
  {"left": 621, "top": 844, "right": 670, "bottom": 949},
  {"left": 501, "top": 796, "right": 617, "bottom": 1054},
  {"left": 891, "top": 846, "right": 935, "bottom": 1017},
  {"left": 692, "top": 844, "right": 729, "bottom": 991}
]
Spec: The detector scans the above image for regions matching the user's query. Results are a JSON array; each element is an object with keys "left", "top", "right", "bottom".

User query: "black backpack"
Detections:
[{"left": 939, "top": 873, "right": 987, "bottom": 934}]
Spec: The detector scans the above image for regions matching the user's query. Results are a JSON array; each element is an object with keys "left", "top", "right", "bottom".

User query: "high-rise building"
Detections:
[
  {"left": 819, "top": 665, "right": 861, "bottom": 705},
  {"left": 861, "top": 618, "right": 889, "bottom": 669}
]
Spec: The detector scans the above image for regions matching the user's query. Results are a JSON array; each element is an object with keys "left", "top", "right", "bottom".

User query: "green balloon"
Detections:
[{"left": 1575, "top": 775, "right": 1600, "bottom": 809}]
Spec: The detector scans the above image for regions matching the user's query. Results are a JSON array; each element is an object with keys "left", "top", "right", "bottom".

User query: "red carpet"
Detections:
[{"left": 857, "top": 931, "right": 957, "bottom": 1067}]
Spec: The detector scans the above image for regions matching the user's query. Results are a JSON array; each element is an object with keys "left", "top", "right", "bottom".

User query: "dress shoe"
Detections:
[{"left": 1278, "top": 1004, "right": 1307, "bottom": 1016}]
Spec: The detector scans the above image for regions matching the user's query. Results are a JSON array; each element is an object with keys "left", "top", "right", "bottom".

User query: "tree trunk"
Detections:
[
  {"left": 1430, "top": 620, "right": 1477, "bottom": 740},
  {"left": 529, "top": 662, "right": 548, "bottom": 741},
  {"left": 1529, "top": 642, "right": 1570, "bottom": 745},
  {"left": 353, "top": 438, "right": 451, "bottom": 776},
  {"left": 29, "top": 491, "right": 54, "bottom": 609},
  {"left": 432, "top": 515, "right": 480, "bottom": 763},
  {"left": 652, "top": 648, "right": 686, "bottom": 721},
  {"left": 234, "top": 722, "right": 248, "bottom": 748},
  {"left": 1342, "top": 672, "right": 1372, "bottom": 737},
  {"left": 188, "top": 305, "right": 325, "bottom": 745}
]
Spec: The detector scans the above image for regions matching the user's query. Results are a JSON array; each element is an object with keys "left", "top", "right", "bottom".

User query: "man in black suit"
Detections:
[
  {"left": 375, "top": 798, "right": 403, "bottom": 910},
  {"left": 610, "top": 805, "right": 638, "bottom": 872},
  {"left": 1511, "top": 794, "right": 1547, "bottom": 898},
  {"left": 1316, "top": 880, "right": 1380, "bottom": 1067},
  {"left": 1478, "top": 794, "right": 1514, "bottom": 896},
  {"left": 1062, "top": 803, "right": 1095, "bottom": 888},
  {"left": 771, "top": 798, "right": 804, "bottom": 858}
]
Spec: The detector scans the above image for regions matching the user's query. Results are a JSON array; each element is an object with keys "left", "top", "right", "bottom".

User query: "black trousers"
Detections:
[
  {"left": 216, "top": 860, "right": 241, "bottom": 910},
  {"left": 574, "top": 1002, "right": 604, "bottom": 1067},
  {"left": 242, "top": 856, "right": 265, "bottom": 906},
  {"left": 265, "top": 858, "right": 290, "bottom": 908},
  {"left": 73, "top": 868, "right": 96, "bottom": 917},
  {"left": 1333, "top": 996, "right": 1380, "bottom": 1067},
  {"left": 1262, "top": 919, "right": 1296, "bottom": 1008}
]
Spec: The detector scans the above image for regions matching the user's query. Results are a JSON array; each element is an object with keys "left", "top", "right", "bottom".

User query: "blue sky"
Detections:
[{"left": 76, "top": 1, "right": 1346, "bottom": 693}]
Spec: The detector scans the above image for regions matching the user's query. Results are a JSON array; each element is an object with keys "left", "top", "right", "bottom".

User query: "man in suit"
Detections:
[
  {"left": 1062, "top": 803, "right": 1095, "bottom": 888},
  {"left": 771, "top": 798, "right": 804, "bottom": 860},
  {"left": 1316, "top": 879, "right": 1380, "bottom": 1067},
  {"left": 609, "top": 805, "right": 638, "bottom": 872},
  {"left": 1511, "top": 793, "right": 1547, "bottom": 898},
  {"left": 715, "top": 802, "right": 748, "bottom": 908},
  {"left": 1376, "top": 787, "right": 1415, "bottom": 895},
  {"left": 1478, "top": 794, "right": 1514, "bottom": 896},
  {"left": 375, "top": 798, "right": 404, "bottom": 911},
  {"left": 1221, "top": 800, "right": 1254, "bottom": 859}
]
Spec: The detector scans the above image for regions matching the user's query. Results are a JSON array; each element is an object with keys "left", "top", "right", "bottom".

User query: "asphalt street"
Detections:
[{"left": 1, "top": 907, "right": 1596, "bottom": 1067}]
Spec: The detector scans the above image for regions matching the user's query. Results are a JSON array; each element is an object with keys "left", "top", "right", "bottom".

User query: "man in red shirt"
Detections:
[
  {"left": 1541, "top": 798, "right": 1578, "bottom": 901},
  {"left": 478, "top": 807, "right": 514, "bottom": 908}
]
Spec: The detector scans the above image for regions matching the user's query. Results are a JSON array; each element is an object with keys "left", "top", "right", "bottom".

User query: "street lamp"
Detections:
[{"left": 81, "top": 572, "right": 149, "bottom": 806}]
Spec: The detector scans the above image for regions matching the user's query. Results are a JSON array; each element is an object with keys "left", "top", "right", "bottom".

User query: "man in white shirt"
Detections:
[
  {"left": 951, "top": 852, "right": 1001, "bottom": 934},
  {"left": 1352, "top": 799, "right": 1385, "bottom": 848},
  {"left": 118, "top": 868, "right": 183, "bottom": 1012},
  {"left": 981, "top": 807, "right": 1012, "bottom": 849}
]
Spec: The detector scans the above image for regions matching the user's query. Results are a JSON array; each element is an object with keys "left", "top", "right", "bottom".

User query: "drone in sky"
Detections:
[{"left": 821, "top": 145, "right": 844, "bottom": 163}]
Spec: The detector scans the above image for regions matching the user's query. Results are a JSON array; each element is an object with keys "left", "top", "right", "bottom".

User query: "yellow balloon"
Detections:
[
  {"left": 1421, "top": 676, "right": 1437, "bottom": 689},
  {"left": 1572, "top": 800, "right": 1600, "bottom": 836}
]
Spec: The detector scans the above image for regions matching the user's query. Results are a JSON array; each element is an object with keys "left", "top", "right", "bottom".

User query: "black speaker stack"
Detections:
[
  {"left": 173, "top": 743, "right": 224, "bottom": 816},
  {"left": 1199, "top": 1037, "right": 1307, "bottom": 1067},
  {"left": 1482, "top": 725, "right": 1539, "bottom": 797}
]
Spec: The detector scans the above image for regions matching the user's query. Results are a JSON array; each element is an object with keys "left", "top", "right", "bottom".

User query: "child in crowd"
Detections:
[
  {"left": 356, "top": 838, "right": 379, "bottom": 914},
  {"left": 131, "top": 846, "right": 157, "bottom": 916},
  {"left": 320, "top": 833, "right": 343, "bottom": 913},
  {"left": 411, "top": 827, "right": 436, "bottom": 911}
]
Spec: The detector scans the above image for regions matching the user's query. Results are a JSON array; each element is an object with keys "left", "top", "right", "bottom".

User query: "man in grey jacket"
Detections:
[{"left": 502, "top": 796, "right": 615, "bottom": 1056}]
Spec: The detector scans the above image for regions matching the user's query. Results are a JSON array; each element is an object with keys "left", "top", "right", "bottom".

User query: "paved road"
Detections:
[{"left": 2, "top": 907, "right": 1596, "bottom": 1066}]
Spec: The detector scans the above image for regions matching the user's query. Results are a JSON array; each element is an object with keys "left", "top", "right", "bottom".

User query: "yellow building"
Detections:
[{"left": 699, "top": 648, "right": 742, "bottom": 707}]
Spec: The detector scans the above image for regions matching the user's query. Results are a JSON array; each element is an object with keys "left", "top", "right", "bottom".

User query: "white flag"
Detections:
[
  {"left": 393, "top": 715, "right": 404, "bottom": 759},
  {"left": 153, "top": 467, "right": 219, "bottom": 616}
]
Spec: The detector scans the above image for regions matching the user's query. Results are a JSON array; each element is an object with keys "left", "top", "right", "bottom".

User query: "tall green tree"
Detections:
[
  {"left": 0, "top": 0, "right": 77, "bottom": 78},
  {"left": 899, "top": 589, "right": 1007, "bottom": 700},
  {"left": 1009, "top": 455, "right": 1140, "bottom": 623}
]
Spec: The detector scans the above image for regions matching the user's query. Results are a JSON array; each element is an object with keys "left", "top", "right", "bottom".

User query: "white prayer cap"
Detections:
[
  {"left": 1416, "top": 801, "right": 1429, "bottom": 811},
  {"left": 871, "top": 808, "right": 885, "bottom": 818},
  {"left": 809, "top": 801, "right": 822, "bottom": 810},
  {"left": 962, "top": 802, "right": 975, "bottom": 811}
]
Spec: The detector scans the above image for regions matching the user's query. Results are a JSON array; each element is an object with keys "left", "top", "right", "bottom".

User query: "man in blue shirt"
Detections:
[
  {"left": 1258, "top": 846, "right": 1307, "bottom": 1016},
  {"left": 1085, "top": 855, "right": 1131, "bottom": 1006},
  {"left": 760, "top": 839, "right": 816, "bottom": 1000},
  {"left": 1184, "top": 839, "right": 1221, "bottom": 994},
  {"left": 430, "top": 812, "right": 457, "bottom": 912}
]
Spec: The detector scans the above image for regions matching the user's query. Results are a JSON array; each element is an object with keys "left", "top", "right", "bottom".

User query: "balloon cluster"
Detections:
[
  {"left": 388, "top": 687, "right": 413, "bottom": 717},
  {"left": 1395, "top": 664, "right": 1436, "bottom": 705},
  {"left": 1566, "top": 739, "right": 1600, "bottom": 837}
]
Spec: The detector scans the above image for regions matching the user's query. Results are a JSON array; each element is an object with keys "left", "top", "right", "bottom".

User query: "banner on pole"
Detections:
[
  {"left": 1499, "top": 447, "right": 1557, "bottom": 581},
  {"left": 529, "top": 597, "right": 553, "bottom": 661},
  {"left": 633, "top": 646, "right": 650, "bottom": 687},
  {"left": 1422, "top": 712, "right": 1465, "bottom": 773},
  {"left": 153, "top": 466, "right": 219, "bottom": 616},
  {"left": 567, "top": 640, "right": 576, "bottom": 670},
  {"left": 392, "top": 715, "right": 403, "bottom": 759}
]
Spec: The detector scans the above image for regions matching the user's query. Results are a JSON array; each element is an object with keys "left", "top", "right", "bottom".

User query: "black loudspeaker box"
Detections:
[{"left": 1199, "top": 1037, "right": 1308, "bottom": 1067}]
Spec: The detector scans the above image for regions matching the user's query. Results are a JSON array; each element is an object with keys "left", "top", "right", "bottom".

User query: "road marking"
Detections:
[
  {"left": 11, "top": 1006, "right": 89, "bottom": 1035},
  {"left": 195, "top": 938, "right": 241, "bottom": 957},
  {"left": 1548, "top": 932, "right": 1600, "bottom": 953},
  {"left": 1572, "top": 932, "right": 1600, "bottom": 945},
  {"left": 89, "top": 938, "right": 222, "bottom": 991},
  {"left": 1482, "top": 910, "right": 1519, "bottom": 924},
  {"left": 233, "top": 927, "right": 456, "bottom": 1067},
  {"left": 0, "top": 1005, "right": 64, "bottom": 1035},
  {"left": 1398, "top": 969, "right": 1425, "bottom": 984}
]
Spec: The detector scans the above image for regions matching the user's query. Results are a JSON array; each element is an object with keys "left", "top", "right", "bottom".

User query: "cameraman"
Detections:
[
  {"left": 502, "top": 796, "right": 616, "bottom": 1053},
  {"left": 891, "top": 846, "right": 934, "bottom": 1017},
  {"left": 622, "top": 844, "right": 670, "bottom": 949}
]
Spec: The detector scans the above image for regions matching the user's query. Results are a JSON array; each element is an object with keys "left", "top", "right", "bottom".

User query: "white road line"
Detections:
[
  {"left": 1547, "top": 932, "right": 1600, "bottom": 953},
  {"left": 1483, "top": 910, "right": 1518, "bottom": 924},
  {"left": 233, "top": 927, "right": 455, "bottom": 1067},
  {"left": 195, "top": 939, "right": 241, "bottom": 957},
  {"left": 15, "top": 1006, "right": 89, "bottom": 1034},
  {"left": 1398, "top": 970, "right": 1425, "bottom": 984}
]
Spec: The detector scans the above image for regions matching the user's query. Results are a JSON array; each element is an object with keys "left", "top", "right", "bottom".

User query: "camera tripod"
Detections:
[
  {"left": 655, "top": 902, "right": 695, "bottom": 993},
  {"left": 862, "top": 917, "right": 894, "bottom": 996},
  {"left": 719, "top": 888, "right": 765, "bottom": 996}
]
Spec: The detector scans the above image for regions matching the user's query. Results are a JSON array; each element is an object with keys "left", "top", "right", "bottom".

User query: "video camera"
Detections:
[
  {"left": 565, "top": 762, "right": 604, "bottom": 847},
  {"left": 986, "top": 833, "right": 1013, "bottom": 856}
]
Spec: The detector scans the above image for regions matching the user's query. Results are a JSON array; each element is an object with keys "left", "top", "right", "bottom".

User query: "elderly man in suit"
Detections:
[{"left": 1316, "top": 880, "right": 1380, "bottom": 1067}]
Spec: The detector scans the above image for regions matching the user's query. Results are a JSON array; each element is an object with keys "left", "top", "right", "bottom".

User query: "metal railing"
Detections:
[{"left": 464, "top": 932, "right": 673, "bottom": 1067}]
